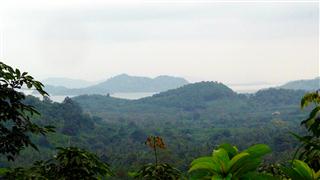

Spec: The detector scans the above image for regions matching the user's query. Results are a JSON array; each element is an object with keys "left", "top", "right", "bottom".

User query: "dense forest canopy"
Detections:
[
  {"left": 2, "top": 81, "right": 310, "bottom": 175},
  {"left": 1, "top": 61, "right": 319, "bottom": 179}
]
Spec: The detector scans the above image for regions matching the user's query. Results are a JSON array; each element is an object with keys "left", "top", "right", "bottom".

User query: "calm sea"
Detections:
[{"left": 22, "top": 90, "right": 157, "bottom": 102}]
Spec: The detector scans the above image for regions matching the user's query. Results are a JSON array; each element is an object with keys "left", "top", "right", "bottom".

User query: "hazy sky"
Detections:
[{"left": 0, "top": 0, "right": 318, "bottom": 84}]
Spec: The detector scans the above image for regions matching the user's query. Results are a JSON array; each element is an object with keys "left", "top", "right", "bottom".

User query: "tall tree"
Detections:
[{"left": 0, "top": 61, "right": 54, "bottom": 161}]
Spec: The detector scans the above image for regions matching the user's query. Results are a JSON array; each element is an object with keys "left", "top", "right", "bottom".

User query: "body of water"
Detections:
[
  {"left": 110, "top": 92, "right": 156, "bottom": 100},
  {"left": 21, "top": 90, "right": 157, "bottom": 102},
  {"left": 229, "top": 84, "right": 280, "bottom": 94}
]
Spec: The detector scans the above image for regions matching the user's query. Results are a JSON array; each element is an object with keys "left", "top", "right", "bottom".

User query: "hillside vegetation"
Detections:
[
  {"left": 3, "top": 81, "right": 309, "bottom": 178},
  {"left": 279, "top": 77, "right": 320, "bottom": 91},
  {"left": 2, "top": 61, "right": 320, "bottom": 179}
]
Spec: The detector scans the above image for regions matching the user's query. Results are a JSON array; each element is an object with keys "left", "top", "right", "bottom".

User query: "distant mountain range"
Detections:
[
  {"left": 40, "top": 75, "right": 319, "bottom": 96},
  {"left": 279, "top": 77, "right": 320, "bottom": 91},
  {"left": 40, "top": 74, "right": 189, "bottom": 95}
]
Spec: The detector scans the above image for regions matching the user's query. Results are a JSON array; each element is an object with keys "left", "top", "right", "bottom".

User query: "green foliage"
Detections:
[
  {"left": 258, "top": 163, "right": 288, "bottom": 179},
  {"left": 5, "top": 85, "right": 306, "bottom": 175},
  {"left": 0, "top": 73, "right": 310, "bottom": 178},
  {"left": 292, "top": 91, "right": 320, "bottom": 171},
  {"left": 50, "top": 147, "right": 114, "bottom": 179},
  {"left": 59, "top": 97, "right": 95, "bottom": 136},
  {"left": 0, "top": 62, "right": 113, "bottom": 179},
  {"left": 250, "top": 88, "right": 305, "bottom": 107},
  {"left": 129, "top": 163, "right": 182, "bottom": 180},
  {"left": 0, "top": 167, "right": 9, "bottom": 176},
  {"left": 189, "top": 143, "right": 271, "bottom": 179},
  {"left": 4, "top": 147, "right": 114, "bottom": 180},
  {"left": 301, "top": 91, "right": 320, "bottom": 137},
  {"left": 281, "top": 160, "right": 320, "bottom": 180},
  {"left": 0, "top": 61, "right": 54, "bottom": 161},
  {"left": 4, "top": 161, "right": 50, "bottom": 180}
]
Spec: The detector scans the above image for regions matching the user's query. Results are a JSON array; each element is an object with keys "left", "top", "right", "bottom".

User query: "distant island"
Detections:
[
  {"left": 39, "top": 75, "right": 319, "bottom": 96},
  {"left": 279, "top": 77, "right": 320, "bottom": 91},
  {"left": 39, "top": 74, "right": 189, "bottom": 95}
]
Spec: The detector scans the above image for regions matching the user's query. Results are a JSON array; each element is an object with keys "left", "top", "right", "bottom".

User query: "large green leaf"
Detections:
[
  {"left": 292, "top": 160, "right": 314, "bottom": 180},
  {"left": 218, "top": 143, "right": 238, "bottom": 158},
  {"left": 244, "top": 144, "right": 272, "bottom": 159},
  {"left": 281, "top": 160, "right": 318, "bottom": 180},
  {"left": 189, "top": 169, "right": 212, "bottom": 180},
  {"left": 191, "top": 156, "right": 214, "bottom": 166},
  {"left": 281, "top": 166, "right": 303, "bottom": 180},
  {"left": 189, "top": 144, "right": 272, "bottom": 180},
  {"left": 212, "top": 148, "right": 230, "bottom": 174},
  {"left": 231, "top": 157, "right": 262, "bottom": 178},
  {"left": 189, "top": 162, "right": 216, "bottom": 173},
  {"left": 211, "top": 173, "right": 230, "bottom": 180},
  {"left": 229, "top": 152, "right": 250, "bottom": 169}
]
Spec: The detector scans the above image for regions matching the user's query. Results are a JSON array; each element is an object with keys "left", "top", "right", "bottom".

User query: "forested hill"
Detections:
[
  {"left": 139, "top": 81, "right": 237, "bottom": 109},
  {"left": 72, "top": 81, "right": 240, "bottom": 113},
  {"left": 73, "top": 81, "right": 306, "bottom": 127},
  {"left": 73, "top": 81, "right": 305, "bottom": 111},
  {"left": 279, "top": 77, "right": 320, "bottom": 91},
  {"left": 40, "top": 74, "right": 188, "bottom": 95}
]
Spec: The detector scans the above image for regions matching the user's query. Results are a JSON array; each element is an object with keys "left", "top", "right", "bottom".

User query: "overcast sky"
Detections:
[{"left": 0, "top": 0, "right": 318, "bottom": 84}]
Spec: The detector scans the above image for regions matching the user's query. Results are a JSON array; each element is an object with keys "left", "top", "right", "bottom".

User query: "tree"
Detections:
[
  {"left": 145, "top": 136, "right": 166, "bottom": 165},
  {"left": 130, "top": 136, "right": 182, "bottom": 180},
  {"left": 0, "top": 61, "right": 54, "bottom": 161},
  {"left": 301, "top": 91, "right": 320, "bottom": 137},
  {"left": 129, "top": 163, "right": 182, "bottom": 180},
  {"left": 4, "top": 147, "right": 114, "bottom": 180},
  {"left": 292, "top": 91, "right": 320, "bottom": 171},
  {"left": 48, "top": 147, "right": 114, "bottom": 179},
  {"left": 0, "top": 62, "right": 113, "bottom": 179}
]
